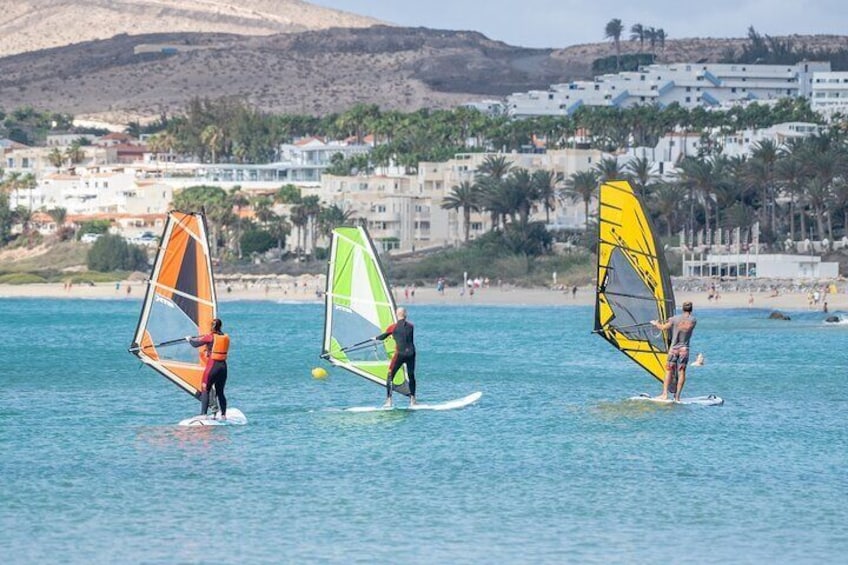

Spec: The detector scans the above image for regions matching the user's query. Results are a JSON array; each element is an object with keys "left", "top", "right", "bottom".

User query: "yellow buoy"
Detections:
[{"left": 311, "top": 367, "right": 328, "bottom": 379}]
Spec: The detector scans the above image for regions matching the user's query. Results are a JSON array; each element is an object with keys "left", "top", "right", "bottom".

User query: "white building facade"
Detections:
[{"left": 508, "top": 61, "right": 831, "bottom": 117}]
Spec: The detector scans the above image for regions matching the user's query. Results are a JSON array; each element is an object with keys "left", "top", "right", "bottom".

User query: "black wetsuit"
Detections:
[
  {"left": 190, "top": 333, "right": 228, "bottom": 416},
  {"left": 376, "top": 319, "right": 416, "bottom": 397}
]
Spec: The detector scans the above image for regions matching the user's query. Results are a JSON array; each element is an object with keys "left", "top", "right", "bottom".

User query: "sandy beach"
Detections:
[{"left": 1, "top": 279, "right": 845, "bottom": 313}]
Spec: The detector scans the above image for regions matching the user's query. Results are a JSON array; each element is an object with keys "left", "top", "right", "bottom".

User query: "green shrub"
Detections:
[
  {"left": 240, "top": 228, "right": 275, "bottom": 256},
  {"left": 86, "top": 234, "right": 149, "bottom": 272},
  {"left": 77, "top": 219, "right": 111, "bottom": 238},
  {"left": 0, "top": 272, "right": 47, "bottom": 284}
]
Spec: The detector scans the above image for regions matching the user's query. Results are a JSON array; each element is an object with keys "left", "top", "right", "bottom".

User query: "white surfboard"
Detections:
[
  {"left": 629, "top": 393, "right": 724, "bottom": 406},
  {"left": 345, "top": 391, "right": 483, "bottom": 413},
  {"left": 178, "top": 407, "right": 248, "bottom": 426}
]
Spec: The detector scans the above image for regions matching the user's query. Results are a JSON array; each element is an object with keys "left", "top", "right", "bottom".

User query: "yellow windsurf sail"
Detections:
[
  {"left": 129, "top": 211, "right": 217, "bottom": 398},
  {"left": 594, "top": 180, "right": 675, "bottom": 382}
]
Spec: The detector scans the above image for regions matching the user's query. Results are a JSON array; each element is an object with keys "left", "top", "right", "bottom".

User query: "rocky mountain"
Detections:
[{"left": 0, "top": 0, "right": 381, "bottom": 57}]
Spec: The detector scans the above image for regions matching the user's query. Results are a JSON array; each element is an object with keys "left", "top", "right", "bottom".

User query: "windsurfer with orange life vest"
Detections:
[{"left": 187, "top": 318, "right": 230, "bottom": 420}]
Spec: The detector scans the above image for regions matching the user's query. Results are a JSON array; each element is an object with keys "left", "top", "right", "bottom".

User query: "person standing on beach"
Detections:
[
  {"left": 651, "top": 301, "right": 697, "bottom": 402},
  {"left": 188, "top": 318, "right": 230, "bottom": 420},
  {"left": 375, "top": 307, "right": 416, "bottom": 408}
]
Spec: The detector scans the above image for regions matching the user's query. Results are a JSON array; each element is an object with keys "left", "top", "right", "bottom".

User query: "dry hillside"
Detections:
[
  {"left": 0, "top": 0, "right": 381, "bottom": 57},
  {"left": 0, "top": 27, "right": 579, "bottom": 121}
]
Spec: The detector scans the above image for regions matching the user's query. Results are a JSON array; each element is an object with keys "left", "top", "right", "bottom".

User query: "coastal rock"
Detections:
[
  {"left": 825, "top": 315, "right": 841, "bottom": 323},
  {"left": 768, "top": 311, "right": 791, "bottom": 320}
]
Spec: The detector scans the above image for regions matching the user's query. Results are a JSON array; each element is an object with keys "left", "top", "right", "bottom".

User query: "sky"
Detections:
[{"left": 310, "top": 0, "right": 847, "bottom": 49}]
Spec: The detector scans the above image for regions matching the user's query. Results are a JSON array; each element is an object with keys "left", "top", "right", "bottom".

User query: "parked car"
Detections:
[
  {"left": 80, "top": 233, "right": 102, "bottom": 243},
  {"left": 128, "top": 232, "right": 158, "bottom": 247}
]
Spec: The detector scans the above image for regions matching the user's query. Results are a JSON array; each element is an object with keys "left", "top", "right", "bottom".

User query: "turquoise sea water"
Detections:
[{"left": 1, "top": 298, "right": 847, "bottom": 564}]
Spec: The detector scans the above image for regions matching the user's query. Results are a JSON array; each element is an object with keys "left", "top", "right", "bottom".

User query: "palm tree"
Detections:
[
  {"left": 64, "top": 142, "right": 85, "bottom": 166},
  {"left": 605, "top": 18, "right": 624, "bottom": 70},
  {"left": 564, "top": 170, "right": 599, "bottom": 231},
  {"left": 775, "top": 153, "right": 805, "bottom": 241},
  {"left": 442, "top": 181, "right": 481, "bottom": 242},
  {"left": 630, "top": 23, "right": 645, "bottom": 49},
  {"left": 675, "top": 156, "right": 726, "bottom": 236},
  {"left": 289, "top": 205, "right": 309, "bottom": 258},
  {"left": 655, "top": 29, "right": 667, "bottom": 54},
  {"left": 171, "top": 185, "right": 233, "bottom": 257},
  {"left": 200, "top": 125, "right": 225, "bottom": 164},
  {"left": 532, "top": 170, "right": 561, "bottom": 224},
  {"left": 275, "top": 184, "right": 302, "bottom": 205},
  {"left": 747, "top": 139, "right": 779, "bottom": 231},
  {"left": 506, "top": 168, "right": 538, "bottom": 225},
  {"left": 477, "top": 155, "right": 513, "bottom": 180},
  {"left": 650, "top": 182, "right": 684, "bottom": 237},
  {"left": 318, "top": 204, "right": 357, "bottom": 241},
  {"left": 594, "top": 156, "right": 626, "bottom": 183},
  {"left": 229, "top": 186, "right": 250, "bottom": 259},
  {"left": 300, "top": 195, "right": 323, "bottom": 255},
  {"left": 47, "top": 148, "right": 64, "bottom": 168},
  {"left": 625, "top": 157, "right": 658, "bottom": 196}
]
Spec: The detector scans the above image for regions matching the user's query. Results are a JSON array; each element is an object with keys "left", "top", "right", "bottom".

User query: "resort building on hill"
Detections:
[{"left": 507, "top": 61, "right": 831, "bottom": 117}]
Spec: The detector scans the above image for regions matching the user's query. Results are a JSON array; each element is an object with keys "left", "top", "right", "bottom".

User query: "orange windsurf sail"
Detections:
[{"left": 129, "top": 211, "right": 217, "bottom": 398}]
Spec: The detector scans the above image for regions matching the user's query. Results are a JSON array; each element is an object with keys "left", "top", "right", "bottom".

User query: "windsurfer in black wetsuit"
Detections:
[
  {"left": 375, "top": 307, "right": 416, "bottom": 408},
  {"left": 188, "top": 318, "right": 230, "bottom": 420}
]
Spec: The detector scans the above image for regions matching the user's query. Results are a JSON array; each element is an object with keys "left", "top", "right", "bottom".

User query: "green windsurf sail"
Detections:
[{"left": 321, "top": 226, "right": 410, "bottom": 396}]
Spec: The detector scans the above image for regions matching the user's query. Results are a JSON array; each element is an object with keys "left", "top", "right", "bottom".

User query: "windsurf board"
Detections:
[
  {"left": 345, "top": 391, "right": 482, "bottom": 413},
  {"left": 178, "top": 407, "right": 248, "bottom": 426},
  {"left": 629, "top": 393, "right": 724, "bottom": 406}
]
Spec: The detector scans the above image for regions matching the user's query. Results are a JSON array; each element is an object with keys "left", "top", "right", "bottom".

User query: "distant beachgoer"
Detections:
[
  {"left": 115, "top": 282, "right": 120, "bottom": 292},
  {"left": 748, "top": 293, "right": 754, "bottom": 307},
  {"left": 572, "top": 285, "right": 577, "bottom": 298},
  {"left": 651, "top": 301, "right": 697, "bottom": 401},
  {"left": 410, "top": 286, "right": 415, "bottom": 299},
  {"left": 405, "top": 286, "right": 410, "bottom": 300},
  {"left": 188, "top": 317, "right": 230, "bottom": 420},
  {"left": 823, "top": 301, "right": 828, "bottom": 313},
  {"left": 691, "top": 353, "right": 705, "bottom": 366},
  {"left": 126, "top": 285, "right": 131, "bottom": 296}
]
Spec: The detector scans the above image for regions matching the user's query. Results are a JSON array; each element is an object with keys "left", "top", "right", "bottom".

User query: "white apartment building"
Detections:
[
  {"left": 311, "top": 149, "right": 607, "bottom": 252},
  {"left": 810, "top": 71, "right": 848, "bottom": 118},
  {"left": 309, "top": 174, "right": 430, "bottom": 252},
  {"left": 508, "top": 61, "right": 831, "bottom": 117}
]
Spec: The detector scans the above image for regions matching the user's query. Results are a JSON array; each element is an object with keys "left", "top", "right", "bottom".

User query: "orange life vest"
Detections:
[{"left": 210, "top": 333, "right": 230, "bottom": 361}]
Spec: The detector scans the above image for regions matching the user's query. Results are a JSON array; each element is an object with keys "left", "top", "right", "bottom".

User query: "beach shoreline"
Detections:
[{"left": 1, "top": 281, "right": 845, "bottom": 313}]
